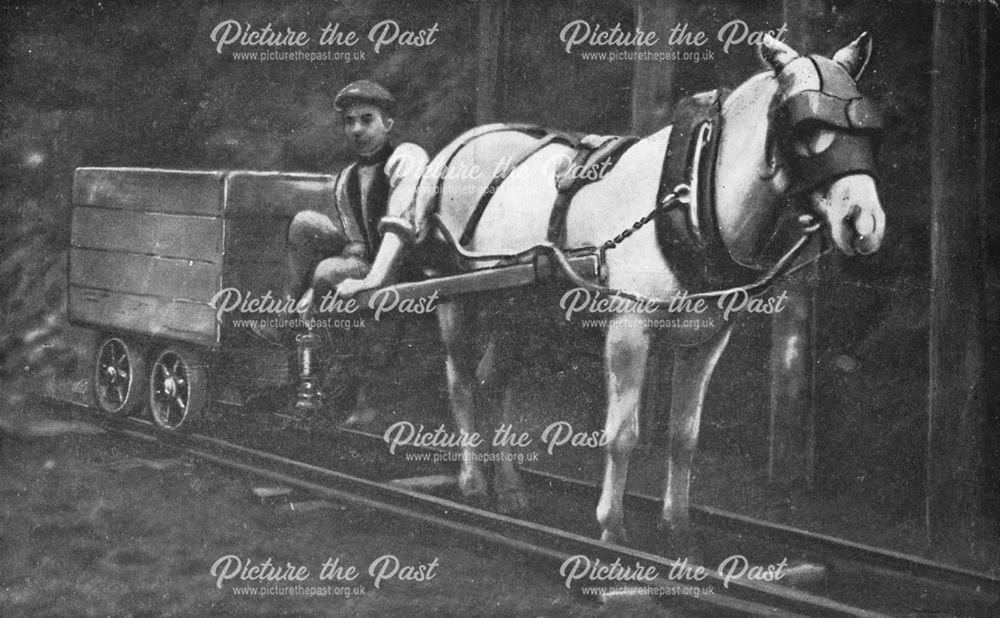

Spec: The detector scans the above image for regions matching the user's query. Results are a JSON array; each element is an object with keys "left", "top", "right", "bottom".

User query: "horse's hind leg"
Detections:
[
  {"left": 438, "top": 298, "right": 487, "bottom": 499},
  {"left": 662, "top": 325, "right": 733, "bottom": 551},
  {"left": 596, "top": 315, "right": 651, "bottom": 544}
]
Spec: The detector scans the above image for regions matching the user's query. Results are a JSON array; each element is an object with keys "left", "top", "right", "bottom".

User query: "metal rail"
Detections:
[
  {"left": 335, "top": 425, "right": 1000, "bottom": 600},
  {"left": 42, "top": 397, "right": 999, "bottom": 614},
  {"left": 43, "top": 398, "right": 897, "bottom": 617},
  {"left": 527, "top": 468, "right": 1000, "bottom": 598}
]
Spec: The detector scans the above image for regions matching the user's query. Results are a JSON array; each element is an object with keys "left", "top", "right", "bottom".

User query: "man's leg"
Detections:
[
  {"left": 252, "top": 211, "right": 347, "bottom": 346},
  {"left": 311, "top": 254, "right": 370, "bottom": 301},
  {"left": 287, "top": 211, "right": 348, "bottom": 302},
  {"left": 252, "top": 211, "right": 349, "bottom": 418},
  {"left": 288, "top": 253, "right": 369, "bottom": 419},
  {"left": 307, "top": 254, "right": 373, "bottom": 420}
]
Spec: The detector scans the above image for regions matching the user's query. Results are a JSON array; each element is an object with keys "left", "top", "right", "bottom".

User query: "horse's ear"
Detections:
[
  {"left": 833, "top": 32, "right": 872, "bottom": 81},
  {"left": 759, "top": 34, "right": 798, "bottom": 74}
]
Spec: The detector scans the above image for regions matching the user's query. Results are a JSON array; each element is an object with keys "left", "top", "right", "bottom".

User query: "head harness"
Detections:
[{"left": 769, "top": 55, "right": 883, "bottom": 195}]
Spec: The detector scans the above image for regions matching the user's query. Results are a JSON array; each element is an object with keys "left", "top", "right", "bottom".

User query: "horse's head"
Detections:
[
  {"left": 760, "top": 33, "right": 885, "bottom": 256},
  {"left": 716, "top": 33, "right": 885, "bottom": 262}
]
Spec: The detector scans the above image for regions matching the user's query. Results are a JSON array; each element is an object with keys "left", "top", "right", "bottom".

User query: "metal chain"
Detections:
[{"left": 601, "top": 184, "right": 691, "bottom": 252}]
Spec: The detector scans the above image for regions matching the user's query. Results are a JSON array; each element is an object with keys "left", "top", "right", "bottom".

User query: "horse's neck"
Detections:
[
  {"left": 714, "top": 74, "right": 784, "bottom": 265},
  {"left": 642, "top": 125, "right": 673, "bottom": 157}
]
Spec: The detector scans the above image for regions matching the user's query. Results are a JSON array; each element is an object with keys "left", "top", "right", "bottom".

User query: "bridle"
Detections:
[{"left": 768, "top": 55, "right": 884, "bottom": 196}]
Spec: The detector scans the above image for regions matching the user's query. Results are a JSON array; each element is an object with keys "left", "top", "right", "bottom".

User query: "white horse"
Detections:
[{"left": 414, "top": 34, "right": 885, "bottom": 548}]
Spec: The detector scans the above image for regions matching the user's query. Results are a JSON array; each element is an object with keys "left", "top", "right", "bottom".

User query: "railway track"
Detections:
[{"left": 41, "top": 396, "right": 999, "bottom": 617}]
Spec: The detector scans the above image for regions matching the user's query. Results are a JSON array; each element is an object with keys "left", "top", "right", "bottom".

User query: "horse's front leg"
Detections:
[
  {"left": 662, "top": 325, "right": 733, "bottom": 550},
  {"left": 477, "top": 324, "right": 530, "bottom": 515},
  {"left": 492, "top": 384, "right": 530, "bottom": 514},
  {"left": 596, "top": 315, "right": 650, "bottom": 544},
  {"left": 437, "top": 299, "right": 487, "bottom": 499}
]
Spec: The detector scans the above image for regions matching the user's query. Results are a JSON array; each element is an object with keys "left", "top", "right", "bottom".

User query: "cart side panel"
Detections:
[
  {"left": 70, "top": 248, "right": 219, "bottom": 301},
  {"left": 71, "top": 207, "right": 223, "bottom": 263},
  {"left": 224, "top": 172, "right": 338, "bottom": 217},
  {"left": 225, "top": 217, "right": 287, "bottom": 265},
  {"left": 69, "top": 286, "right": 218, "bottom": 346},
  {"left": 69, "top": 168, "right": 226, "bottom": 347},
  {"left": 73, "top": 167, "right": 225, "bottom": 216}
]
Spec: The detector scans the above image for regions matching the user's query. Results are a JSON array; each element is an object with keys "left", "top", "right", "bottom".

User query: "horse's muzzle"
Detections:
[{"left": 847, "top": 204, "right": 880, "bottom": 255}]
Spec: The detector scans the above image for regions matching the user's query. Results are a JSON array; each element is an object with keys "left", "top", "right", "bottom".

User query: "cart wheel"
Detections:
[
  {"left": 93, "top": 336, "right": 147, "bottom": 415},
  {"left": 149, "top": 346, "right": 209, "bottom": 431}
]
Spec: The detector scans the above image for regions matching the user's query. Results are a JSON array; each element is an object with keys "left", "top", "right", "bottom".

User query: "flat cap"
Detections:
[{"left": 333, "top": 80, "right": 396, "bottom": 115}]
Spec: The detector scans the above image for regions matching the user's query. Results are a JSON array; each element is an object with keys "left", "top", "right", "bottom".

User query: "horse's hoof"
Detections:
[
  {"left": 465, "top": 493, "right": 492, "bottom": 511},
  {"left": 600, "top": 526, "right": 629, "bottom": 545},
  {"left": 495, "top": 487, "right": 530, "bottom": 515},
  {"left": 341, "top": 406, "right": 378, "bottom": 427},
  {"left": 458, "top": 469, "right": 488, "bottom": 498}
]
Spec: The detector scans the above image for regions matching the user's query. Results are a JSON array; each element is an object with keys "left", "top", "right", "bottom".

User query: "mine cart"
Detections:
[{"left": 69, "top": 167, "right": 342, "bottom": 429}]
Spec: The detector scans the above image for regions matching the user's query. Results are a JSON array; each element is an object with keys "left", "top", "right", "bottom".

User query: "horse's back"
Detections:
[{"left": 426, "top": 127, "right": 572, "bottom": 255}]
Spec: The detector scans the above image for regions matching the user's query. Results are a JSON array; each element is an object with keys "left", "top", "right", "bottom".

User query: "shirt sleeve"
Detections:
[{"left": 383, "top": 142, "right": 429, "bottom": 221}]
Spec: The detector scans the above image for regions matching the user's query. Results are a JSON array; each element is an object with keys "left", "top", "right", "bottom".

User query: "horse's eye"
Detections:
[{"left": 792, "top": 128, "right": 835, "bottom": 157}]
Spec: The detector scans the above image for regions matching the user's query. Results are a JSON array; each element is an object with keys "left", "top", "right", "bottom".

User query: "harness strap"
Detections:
[
  {"left": 459, "top": 130, "right": 578, "bottom": 246},
  {"left": 553, "top": 218, "right": 828, "bottom": 308},
  {"left": 656, "top": 88, "right": 729, "bottom": 251},
  {"left": 546, "top": 135, "right": 639, "bottom": 246},
  {"left": 652, "top": 87, "right": 766, "bottom": 290},
  {"left": 424, "top": 123, "right": 549, "bottom": 227},
  {"left": 428, "top": 195, "right": 826, "bottom": 306}
]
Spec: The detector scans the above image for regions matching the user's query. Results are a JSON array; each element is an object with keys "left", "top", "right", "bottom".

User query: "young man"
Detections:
[
  {"left": 256, "top": 80, "right": 427, "bottom": 419},
  {"left": 285, "top": 80, "right": 427, "bottom": 307}
]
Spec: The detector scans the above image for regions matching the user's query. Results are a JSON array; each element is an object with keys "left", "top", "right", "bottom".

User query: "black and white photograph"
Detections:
[{"left": 1, "top": 0, "right": 997, "bottom": 615}]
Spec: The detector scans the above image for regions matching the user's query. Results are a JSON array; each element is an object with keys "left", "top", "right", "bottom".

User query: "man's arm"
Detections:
[{"left": 338, "top": 143, "right": 429, "bottom": 296}]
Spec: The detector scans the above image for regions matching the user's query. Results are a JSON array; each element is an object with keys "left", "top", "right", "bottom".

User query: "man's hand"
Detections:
[{"left": 336, "top": 278, "right": 369, "bottom": 298}]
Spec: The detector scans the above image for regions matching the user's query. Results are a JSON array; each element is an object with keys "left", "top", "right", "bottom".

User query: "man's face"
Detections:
[{"left": 341, "top": 103, "right": 393, "bottom": 157}]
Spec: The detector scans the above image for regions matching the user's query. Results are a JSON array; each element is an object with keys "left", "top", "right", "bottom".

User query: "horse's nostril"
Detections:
[
  {"left": 855, "top": 210, "right": 876, "bottom": 236},
  {"left": 845, "top": 203, "right": 862, "bottom": 225},
  {"left": 844, "top": 204, "right": 877, "bottom": 249},
  {"left": 842, "top": 204, "right": 878, "bottom": 255},
  {"left": 853, "top": 228, "right": 880, "bottom": 255}
]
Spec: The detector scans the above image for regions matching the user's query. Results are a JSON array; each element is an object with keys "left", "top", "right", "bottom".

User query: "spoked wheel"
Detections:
[
  {"left": 149, "top": 346, "right": 209, "bottom": 431},
  {"left": 93, "top": 336, "right": 147, "bottom": 415}
]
